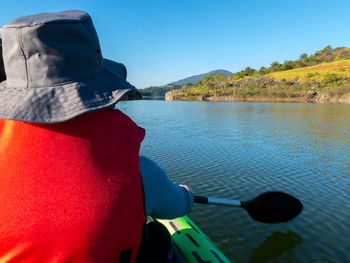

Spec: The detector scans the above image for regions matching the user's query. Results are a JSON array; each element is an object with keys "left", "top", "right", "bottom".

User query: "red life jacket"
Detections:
[{"left": 0, "top": 109, "right": 146, "bottom": 263}]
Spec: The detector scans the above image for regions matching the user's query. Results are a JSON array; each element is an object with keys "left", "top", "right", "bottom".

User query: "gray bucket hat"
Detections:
[{"left": 0, "top": 10, "right": 135, "bottom": 123}]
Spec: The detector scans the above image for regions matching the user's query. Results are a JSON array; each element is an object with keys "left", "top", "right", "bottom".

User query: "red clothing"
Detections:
[{"left": 0, "top": 110, "right": 146, "bottom": 263}]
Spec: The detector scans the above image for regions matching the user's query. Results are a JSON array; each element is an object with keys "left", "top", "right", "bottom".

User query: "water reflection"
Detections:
[{"left": 249, "top": 231, "right": 302, "bottom": 263}]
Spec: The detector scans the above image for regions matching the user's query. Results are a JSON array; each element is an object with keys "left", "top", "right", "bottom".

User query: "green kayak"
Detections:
[{"left": 154, "top": 215, "right": 230, "bottom": 263}]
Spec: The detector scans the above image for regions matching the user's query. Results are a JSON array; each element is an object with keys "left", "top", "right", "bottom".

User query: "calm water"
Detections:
[{"left": 116, "top": 101, "right": 350, "bottom": 263}]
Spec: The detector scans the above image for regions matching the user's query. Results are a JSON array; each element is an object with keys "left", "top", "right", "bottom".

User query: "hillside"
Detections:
[
  {"left": 139, "top": 69, "right": 232, "bottom": 98},
  {"left": 165, "top": 46, "right": 350, "bottom": 104},
  {"left": 170, "top": 69, "right": 232, "bottom": 86},
  {"left": 139, "top": 84, "right": 182, "bottom": 98}
]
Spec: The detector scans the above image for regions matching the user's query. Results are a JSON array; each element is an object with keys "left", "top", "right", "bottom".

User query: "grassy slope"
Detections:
[
  {"left": 167, "top": 58, "right": 350, "bottom": 103},
  {"left": 269, "top": 59, "right": 350, "bottom": 82}
]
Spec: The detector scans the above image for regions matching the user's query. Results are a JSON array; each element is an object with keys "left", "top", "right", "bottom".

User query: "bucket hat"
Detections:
[{"left": 0, "top": 10, "right": 136, "bottom": 123}]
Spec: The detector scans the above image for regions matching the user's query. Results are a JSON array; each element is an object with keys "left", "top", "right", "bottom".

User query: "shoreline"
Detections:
[{"left": 164, "top": 93, "right": 350, "bottom": 104}]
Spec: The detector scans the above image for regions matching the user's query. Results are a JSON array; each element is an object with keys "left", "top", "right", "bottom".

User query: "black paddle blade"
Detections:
[{"left": 241, "top": 191, "right": 303, "bottom": 223}]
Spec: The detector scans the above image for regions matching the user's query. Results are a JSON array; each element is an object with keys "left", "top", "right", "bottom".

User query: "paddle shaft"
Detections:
[
  {"left": 194, "top": 195, "right": 241, "bottom": 207},
  {"left": 193, "top": 191, "right": 303, "bottom": 224}
]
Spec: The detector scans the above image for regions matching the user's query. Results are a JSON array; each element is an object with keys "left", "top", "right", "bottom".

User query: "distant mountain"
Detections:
[
  {"left": 169, "top": 69, "right": 232, "bottom": 86},
  {"left": 139, "top": 69, "right": 232, "bottom": 98}
]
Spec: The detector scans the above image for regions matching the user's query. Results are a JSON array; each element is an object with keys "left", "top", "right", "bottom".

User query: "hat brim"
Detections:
[{"left": 0, "top": 60, "right": 135, "bottom": 123}]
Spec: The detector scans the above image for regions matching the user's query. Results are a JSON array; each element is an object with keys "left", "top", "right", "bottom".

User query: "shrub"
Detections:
[
  {"left": 338, "top": 49, "right": 350, "bottom": 59},
  {"left": 323, "top": 73, "right": 341, "bottom": 83},
  {"left": 224, "top": 83, "right": 231, "bottom": 88},
  {"left": 229, "top": 73, "right": 242, "bottom": 80},
  {"left": 258, "top": 66, "right": 269, "bottom": 75},
  {"left": 306, "top": 72, "right": 320, "bottom": 79},
  {"left": 299, "top": 53, "right": 308, "bottom": 59},
  {"left": 270, "top": 61, "right": 282, "bottom": 72},
  {"left": 281, "top": 60, "right": 295, "bottom": 70}
]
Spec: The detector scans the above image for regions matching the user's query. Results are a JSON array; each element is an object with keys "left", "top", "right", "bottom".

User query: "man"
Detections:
[{"left": 0, "top": 10, "right": 192, "bottom": 263}]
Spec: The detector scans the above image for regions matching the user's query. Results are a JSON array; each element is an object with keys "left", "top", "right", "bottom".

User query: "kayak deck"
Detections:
[{"left": 154, "top": 215, "right": 230, "bottom": 263}]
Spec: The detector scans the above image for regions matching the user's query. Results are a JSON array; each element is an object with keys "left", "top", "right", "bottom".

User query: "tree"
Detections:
[
  {"left": 258, "top": 66, "right": 269, "bottom": 75},
  {"left": 316, "top": 45, "right": 332, "bottom": 56},
  {"left": 236, "top": 67, "right": 257, "bottom": 78},
  {"left": 243, "top": 67, "right": 257, "bottom": 76},
  {"left": 299, "top": 53, "right": 307, "bottom": 60},
  {"left": 281, "top": 60, "right": 295, "bottom": 70},
  {"left": 229, "top": 73, "right": 241, "bottom": 80},
  {"left": 270, "top": 61, "right": 282, "bottom": 72}
]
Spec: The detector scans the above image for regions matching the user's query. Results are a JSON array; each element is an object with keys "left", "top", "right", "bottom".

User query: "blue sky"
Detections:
[{"left": 1, "top": 0, "right": 350, "bottom": 88}]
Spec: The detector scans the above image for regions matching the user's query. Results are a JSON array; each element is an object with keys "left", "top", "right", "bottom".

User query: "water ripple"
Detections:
[{"left": 117, "top": 101, "right": 350, "bottom": 262}]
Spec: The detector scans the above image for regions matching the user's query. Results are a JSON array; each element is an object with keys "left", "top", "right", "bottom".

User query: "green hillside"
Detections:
[
  {"left": 139, "top": 70, "right": 232, "bottom": 98},
  {"left": 139, "top": 84, "right": 182, "bottom": 98},
  {"left": 170, "top": 69, "right": 232, "bottom": 86},
  {"left": 166, "top": 46, "right": 350, "bottom": 104}
]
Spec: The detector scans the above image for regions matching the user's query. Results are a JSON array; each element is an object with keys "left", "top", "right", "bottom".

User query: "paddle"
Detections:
[{"left": 193, "top": 191, "right": 303, "bottom": 223}]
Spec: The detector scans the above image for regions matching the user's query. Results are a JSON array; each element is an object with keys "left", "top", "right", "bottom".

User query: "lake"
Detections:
[{"left": 116, "top": 100, "right": 350, "bottom": 263}]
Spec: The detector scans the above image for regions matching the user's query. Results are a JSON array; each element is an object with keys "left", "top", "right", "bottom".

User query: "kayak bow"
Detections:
[{"left": 155, "top": 216, "right": 230, "bottom": 263}]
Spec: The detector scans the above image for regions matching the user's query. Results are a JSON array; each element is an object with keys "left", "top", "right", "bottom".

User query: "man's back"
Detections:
[{"left": 0, "top": 110, "right": 146, "bottom": 262}]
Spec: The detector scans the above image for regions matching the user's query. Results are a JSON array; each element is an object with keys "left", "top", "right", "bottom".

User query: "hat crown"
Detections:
[
  {"left": 4, "top": 10, "right": 89, "bottom": 27},
  {"left": 0, "top": 10, "right": 135, "bottom": 124},
  {"left": 1, "top": 10, "right": 104, "bottom": 88}
]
